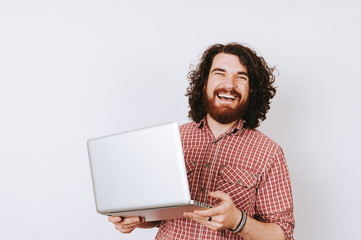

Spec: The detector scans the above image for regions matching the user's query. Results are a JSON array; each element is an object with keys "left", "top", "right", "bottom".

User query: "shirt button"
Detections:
[
  {"left": 236, "top": 180, "right": 242, "bottom": 185},
  {"left": 221, "top": 164, "right": 226, "bottom": 167},
  {"left": 206, "top": 163, "right": 210, "bottom": 167},
  {"left": 200, "top": 188, "right": 205, "bottom": 192}
]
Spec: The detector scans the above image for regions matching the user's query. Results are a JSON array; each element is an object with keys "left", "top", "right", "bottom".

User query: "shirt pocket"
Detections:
[{"left": 215, "top": 166, "right": 258, "bottom": 210}]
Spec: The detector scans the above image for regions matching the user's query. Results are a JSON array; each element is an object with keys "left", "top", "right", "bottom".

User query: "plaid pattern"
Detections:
[{"left": 155, "top": 120, "right": 295, "bottom": 240}]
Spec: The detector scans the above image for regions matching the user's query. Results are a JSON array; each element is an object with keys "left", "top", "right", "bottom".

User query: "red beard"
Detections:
[{"left": 203, "top": 88, "right": 248, "bottom": 124}]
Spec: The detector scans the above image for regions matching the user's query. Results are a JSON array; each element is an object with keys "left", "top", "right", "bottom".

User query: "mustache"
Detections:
[{"left": 213, "top": 88, "right": 241, "bottom": 99}]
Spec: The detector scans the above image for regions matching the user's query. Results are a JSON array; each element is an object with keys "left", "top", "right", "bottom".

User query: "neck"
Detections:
[{"left": 206, "top": 114, "right": 238, "bottom": 139}]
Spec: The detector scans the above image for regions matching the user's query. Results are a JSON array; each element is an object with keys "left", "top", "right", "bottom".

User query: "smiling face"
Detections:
[{"left": 203, "top": 53, "right": 250, "bottom": 124}]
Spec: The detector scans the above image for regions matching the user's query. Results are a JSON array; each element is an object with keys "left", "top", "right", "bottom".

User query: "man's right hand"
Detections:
[{"left": 108, "top": 216, "right": 161, "bottom": 234}]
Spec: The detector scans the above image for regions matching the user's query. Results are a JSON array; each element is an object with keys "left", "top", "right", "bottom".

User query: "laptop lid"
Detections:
[{"left": 87, "top": 122, "right": 193, "bottom": 215}]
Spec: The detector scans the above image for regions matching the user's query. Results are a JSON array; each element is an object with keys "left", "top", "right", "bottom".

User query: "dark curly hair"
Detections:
[{"left": 186, "top": 43, "right": 277, "bottom": 129}]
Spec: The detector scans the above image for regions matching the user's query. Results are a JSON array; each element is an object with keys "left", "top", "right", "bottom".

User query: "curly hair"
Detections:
[{"left": 186, "top": 43, "right": 277, "bottom": 129}]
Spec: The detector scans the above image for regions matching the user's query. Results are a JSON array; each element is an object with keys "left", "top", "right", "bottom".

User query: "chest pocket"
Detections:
[{"left": 215, "top": 166, "right": 258, "bottom": 210}]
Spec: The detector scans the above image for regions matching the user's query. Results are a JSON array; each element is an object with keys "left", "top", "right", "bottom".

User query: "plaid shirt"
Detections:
[{"left": 155, "top": 119, "right": 295, "bottom": 240}]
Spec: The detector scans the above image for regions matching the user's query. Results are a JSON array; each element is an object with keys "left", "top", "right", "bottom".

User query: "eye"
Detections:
[
  {"left": 214, "top": 72, "right": 224, "bottom": 76},
  {"left": 237, "top": 75, "right": 247, "bottom": 81}
]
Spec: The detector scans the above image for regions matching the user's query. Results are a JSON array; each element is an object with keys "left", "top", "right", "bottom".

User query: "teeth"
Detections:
[{"left": 218, "top": 94, "right": 236, "bottom": 100}]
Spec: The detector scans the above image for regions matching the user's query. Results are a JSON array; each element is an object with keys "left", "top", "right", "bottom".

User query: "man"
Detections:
[{"left": 108, "top": 43, "right": 295, "bottom": 239}]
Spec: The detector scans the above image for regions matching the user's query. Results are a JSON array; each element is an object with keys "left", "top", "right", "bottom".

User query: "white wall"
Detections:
[{"left": 1, "top": 1, "right": 360, "bottom": 239}]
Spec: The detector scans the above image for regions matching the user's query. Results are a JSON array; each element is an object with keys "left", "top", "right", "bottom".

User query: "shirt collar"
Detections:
[
  {"left": 228, "top": 119, "right": 245, "bottom": 135},
  {"left": 194, "top": 118, "right": 245, "bottom": 135},
  {"left": 195, "top": 118, "right": 206, "bottom": 129}
]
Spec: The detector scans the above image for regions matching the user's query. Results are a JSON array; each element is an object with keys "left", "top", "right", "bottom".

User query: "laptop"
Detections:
[{"left": 87, "top": 122, "right": 210, "bottom": 222}]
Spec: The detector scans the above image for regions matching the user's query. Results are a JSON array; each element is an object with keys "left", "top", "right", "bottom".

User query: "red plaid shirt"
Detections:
[{"left": 155, "top": 119, "right": 295, "bottom": 240}]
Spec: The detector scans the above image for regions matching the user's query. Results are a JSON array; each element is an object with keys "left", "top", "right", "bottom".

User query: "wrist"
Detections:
[
  {"left": 230, "top": 209, "right": 242, "bottom": 230},
  {"left": 229, "top": 210, "right": 247, "bottom": 233}
]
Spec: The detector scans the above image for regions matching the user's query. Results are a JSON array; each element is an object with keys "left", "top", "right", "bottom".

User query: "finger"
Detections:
[
  {"left": 115, "top": 222, "right": 137, "bottom": 230},
  {"left": 115, "top": 225, "right": 136, "bottom": 234},
  {"left": 209, "top": 191, "right": 232, "bottom": 202},
  {"left": 185, "top": 211, "right": 221, "bottom": 224},
  {"left": 184, "top": 212, "right": 223, "bottom": 231},
  {"left": 118, "top": 222, "right": 145, "bottom": 229},
  {"left": 188, "top": 210, "right": 228, "bottom": 226},
  {"left": 191, "top": 208, "right": 218, "bottom": 217},
  {"left": 192, "top": 192, "right": 232, "bottom": 216},
  {"left": 120, "top": 228, "right": 136, "bottom": 234},
  {"left": 108, "top": 216, "right": 122, "bottom": 223},
  {"left": 184, "top": 211, "right": 210, "bottom": 222},
  {"left": 120, "top": 216, "right": 144, "bottom": 225},
  {"left": 202, "top": 220, "right": 223, "bottom": 231},
  {"left": 192, "top": 203, "right": 230, "bottom": 218}
]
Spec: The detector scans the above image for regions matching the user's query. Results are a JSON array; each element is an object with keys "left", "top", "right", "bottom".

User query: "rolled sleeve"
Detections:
[{"left": 255, "top": 147, "right": 295, "bottom": 240}]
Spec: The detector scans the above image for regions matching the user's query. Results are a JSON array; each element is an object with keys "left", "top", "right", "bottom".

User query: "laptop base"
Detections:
[{"left": 105, "top": 202, "right": 211, "bottom": 222}]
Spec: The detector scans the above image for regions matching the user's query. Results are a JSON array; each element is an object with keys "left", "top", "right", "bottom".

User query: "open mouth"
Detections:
[{"left": 217, "top": 93, "right": 236, "bottom": 101}]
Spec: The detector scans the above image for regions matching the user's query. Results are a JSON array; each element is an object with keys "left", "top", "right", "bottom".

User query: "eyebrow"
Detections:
[{"left": 211, "top": 68, "right": 249, "bottom": 76}]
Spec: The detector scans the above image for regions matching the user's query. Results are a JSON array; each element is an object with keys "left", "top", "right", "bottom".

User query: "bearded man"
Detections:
[{"left": 108, "top": 43, "right": 295, "bottom": 240}]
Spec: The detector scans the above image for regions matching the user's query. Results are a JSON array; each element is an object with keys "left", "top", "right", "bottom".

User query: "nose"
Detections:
[{"left": 223, "top": 75, "right": 236, "bottom": 89}]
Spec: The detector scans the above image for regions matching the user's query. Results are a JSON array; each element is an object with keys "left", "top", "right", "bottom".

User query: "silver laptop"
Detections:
[{"left": 87, "top": 122, "right": 210, "bottom": 222}]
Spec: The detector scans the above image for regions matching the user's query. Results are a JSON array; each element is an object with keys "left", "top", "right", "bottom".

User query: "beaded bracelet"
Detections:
[{"left": 229, "top": 210, "right": 247, "bottom": 233}]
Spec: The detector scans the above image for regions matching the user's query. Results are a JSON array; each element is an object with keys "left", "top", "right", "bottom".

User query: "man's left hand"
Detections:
[{"left": 183, "top": 191, "right": 242, "bottom": 231}]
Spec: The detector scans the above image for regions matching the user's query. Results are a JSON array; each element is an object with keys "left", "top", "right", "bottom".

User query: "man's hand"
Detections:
[
  {"left": 108, "top": 216, "right": 149, "bottom": 234},
  {"left": 183, "top": 191, "right": 242, "bottom": 231}
]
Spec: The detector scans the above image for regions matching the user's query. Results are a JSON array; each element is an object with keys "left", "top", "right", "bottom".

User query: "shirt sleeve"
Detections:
[{"left": 254, "top": 146, "right": 295, "bottom": 240}]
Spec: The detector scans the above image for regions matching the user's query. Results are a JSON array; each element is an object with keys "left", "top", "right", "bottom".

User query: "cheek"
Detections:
[
  {"left": 243, "top": 87, "right": 249, "bottom": 97},
  {"left": 205, "top": 84, "right": 216, "bottom": 98},
  {"left": 206, "top": 89, "right": 214, "bottom": 100},
  {"left": 239, "top": 84, "right": 249, "bottom": 98}
]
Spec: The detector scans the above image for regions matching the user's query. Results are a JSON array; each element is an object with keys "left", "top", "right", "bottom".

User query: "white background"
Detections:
[{"left": 1, "top": 0, "right": 360, "bottom": 239}]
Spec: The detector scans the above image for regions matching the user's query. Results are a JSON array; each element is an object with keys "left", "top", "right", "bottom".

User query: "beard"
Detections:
[{"left": 203, "top": 88, "right": 249, "bottom": 124}]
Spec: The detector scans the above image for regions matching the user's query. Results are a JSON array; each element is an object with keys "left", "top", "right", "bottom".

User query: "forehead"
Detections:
[{"left": 211, "top": 53, "right": 247, "bottom": 72}]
